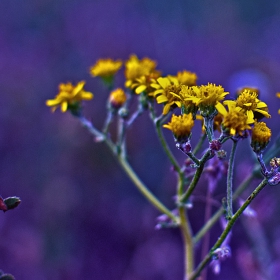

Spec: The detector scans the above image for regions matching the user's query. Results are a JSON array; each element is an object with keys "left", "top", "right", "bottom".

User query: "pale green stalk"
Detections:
[
  {"left": 177, "top": 175, "right": 194, "bottom": 278},
  {"left": 226, "top": 140, "right": 238, "bottom": 219},
  {"left": 194, "top": 173, "right": 253, "bottom": 244},
  {"left": 78, "top": 116, "right": 179, "bottom": 224},
  {"left": 189, "top": 178, "right": 268, "bottom": 280}
]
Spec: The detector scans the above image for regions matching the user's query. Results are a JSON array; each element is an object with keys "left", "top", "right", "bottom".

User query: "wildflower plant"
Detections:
[{"left": 46, "top": 54, "right": 280, "bottom": 279}]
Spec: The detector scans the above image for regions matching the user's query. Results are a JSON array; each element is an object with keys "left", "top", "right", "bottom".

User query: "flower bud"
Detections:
[{"left": 251, "top": 121, "right": 271, "bottom": 153}]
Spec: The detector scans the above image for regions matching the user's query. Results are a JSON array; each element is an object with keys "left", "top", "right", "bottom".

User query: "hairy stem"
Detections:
[
  {"left": 78, "top": 116, "right": 179, "bottom": 224},
  {"left": 194, "top": 174, "right": 253, "bottom": 244},
  {"left": 177, "top": 176, "right": 194, "bottom": 279},
  {"left": 226, "top": 140, "right": 238, "bottom": 219},
  {"left": 190, "top": 178, "right": 268, "bottom": 280}
]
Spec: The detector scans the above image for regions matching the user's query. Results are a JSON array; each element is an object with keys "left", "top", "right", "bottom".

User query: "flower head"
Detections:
[
  {"left": 109, "top": 88, "right": 127, "bottom": 109},
  {"left": 151, "top": 76, "right": 182, "bottom": 115},
  {"left": 218, "top": 101, "right": 251, "bottom": 136},
  {"left": 46, "top": 81, "right": 93, "bottom": 113},
  {"left": 90, "top": 58, "right": 122, "bottom": 78},
  {"left": 129, "top": 72, "right": 161, "bottom": 95},
  {"left": 176, "top": 70, "right": 197, "bottom": 86},
  {"left": 233, "top": 89, "right": 270, "bottom": 123},
  {"left": 125, "top": 55, "right": 158, "bottom": 89},
  {"left": 163, "top": 113, "right": 194, "bottom": 140},
  {"left": 251, "top": 121, "right": 271, "bottom": 153},
  {"left": 185, "top": 83, "right": 229, "bottom": 117}
]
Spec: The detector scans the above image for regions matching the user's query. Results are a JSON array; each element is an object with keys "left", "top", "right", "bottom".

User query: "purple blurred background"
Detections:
[{"left": 1, "top": 0, "right": 280, "bottom": 279}]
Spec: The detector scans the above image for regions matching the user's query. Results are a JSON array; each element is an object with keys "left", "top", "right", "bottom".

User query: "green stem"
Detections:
[
  {"left": 155, "top": 119, "right": 182, "bottom": 174},
  {"left": 180, "top": 149, "right": 213, "bottom": 203},
  {"left": 193, "top": 174, "right": 253, "bottom": 244},
  {"left": 226, "top": 140, "right": 238, "bottom": 219},
  {"left": 204, "top": 116, "right": 214, "bottom": 142},
  {"left": 116, "top": 155, "right": 178, "bottom": 223},
  {"left": 78, "top": 116, "right": 178, "bottom": 224},
  {"left": 177, "top": 176, "right": 194, "bottom": 279},
  {"left": 190, "top": 178, "right": 268, "bottom": 280}
]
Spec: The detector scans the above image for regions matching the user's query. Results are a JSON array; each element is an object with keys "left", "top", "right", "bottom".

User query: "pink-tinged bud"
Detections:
[
  {"left": 209, "top": 139, "right": 222, "bottom": 151},
  {"left": 0, "top": 197, "right": 7, "bottom": 212},
  {"left": 1, "top": 196, "right": 21, "bottom": 212}
]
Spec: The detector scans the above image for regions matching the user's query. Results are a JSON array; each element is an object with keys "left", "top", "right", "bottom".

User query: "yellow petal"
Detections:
[
  {"left": 157, "top": 77, "right": 170, "bottom": 89},
  {"left": 46, "top": 99, "right": 61, "bottom": 106},
  {"left": 135, "top": 85, "right": 147, "bottom": 94},
  {"left": 256, "top": 101, "right": 268, "bottom": 108},
  {"left": 163, "top": 104, "right": 171, "bottom": 115},
  {"left": 215, "top": 102, "right": 227, "bottom": 116},
  {"left": 61, "top": 102, "right": 68, "bottom": 112},
  {"left": 246, "top": 110, "right": 254, "bottom": 123},
  {"left": 157, "top": 95, "right": 168, "bottom": 103}
]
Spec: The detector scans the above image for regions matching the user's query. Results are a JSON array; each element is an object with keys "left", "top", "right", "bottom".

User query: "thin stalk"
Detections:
[
  {"left": 190, "top": 178, "right": 268, "bottom": 280},
  {"left": 78, "top": 116, "right": 178, "bottom": 224},
  {"left": 155, "top": 120, "right": 182, "bottom": 174},
  {"left": 116, "top": 155, "right": 179, "bottom": 223},
  {"left": 226, "top": 140, "right": 238, "bottom": 219},
  {"left": 102, "top": 111, "right": 113, "bottom": 135},
  {"left": 204, "top": 116, "right": 214, "bottom": 142},
  {"left": 180, "top": 149, "right": 213, "bottom": 203},
  {"left": 194, "top": 174, "right": 253, "bottom": 244},
  {"left": 199, "top": 185, "right": 212, "bottom": 280},
  {"left": 177, "top": 176, "right": 194, "bottom": 279}
]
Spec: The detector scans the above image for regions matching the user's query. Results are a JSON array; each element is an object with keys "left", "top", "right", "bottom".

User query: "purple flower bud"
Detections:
[{"left": 209, "top": 139, "right": 222, "bottom": 151}]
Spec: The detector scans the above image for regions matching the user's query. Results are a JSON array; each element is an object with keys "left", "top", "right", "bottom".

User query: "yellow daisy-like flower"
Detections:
[
  {"left": 179, "top": 85, "right": 199, "bottom": 117},
  {"left": 237, "top": 87, "right": 259, "bottom": 97},
  {"left": 184, "top": 83, "right": 229, "bottom": 117},
  {"left": 46, "top": 81, "right": 93, "bottom": 113},
  {"left": 251, "top": 121, "right": 271, "bottom": 152},
  {"left": 163, "top": 113, "right": 194, "bottom": 140},
  {"left": 176, "top": 70, "right": 197, "bottom": 86},
  {"left": 130, "top": 72, "right": 161, "bottom": 95},
  {"left": 276, "top": 92, "right": 280, "bottom": 114},
  {"left": 218, "top": 101, "right": 251, "bottom": 136},
  {"left": 229, "top": 89, "right": 270, "bottom": 123},
  {"left": 90, "top": 58, "right": 122, "bottom": 78},
  {"left": 151, "top": 76, "right": 182, "bottom": 115},
  {"left": 125, "top": 54, "right": 157, "bottom": 88},
  {"left": 109, "top": 88, "right": 127, "bottom": 108}
]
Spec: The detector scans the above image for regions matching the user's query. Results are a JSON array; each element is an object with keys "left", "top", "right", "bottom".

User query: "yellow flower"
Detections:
[
  {"left": 46, "top": 81, "right": 93, "bottom": 113},
  {"left": 218, "top": 101, "right": 251, "bottom": 136},
  {"left": 163, "top": 113, "right": 194, "bottom": 140},
  {"left": 230, "top": 89, "right": 270, "bottom": 123},
  {"left": 151, "top": 76, "right": 182, "bottom": 115},
  {"left": 109, "top": 88, "right": 127, "bottom": 108},
  {"left": 237, "top": 87, "right": 259, "bottom": 97},
  {"left": 179, "top": 85, "right": 199, "bottom": 116},
  {"left": 125, "top": 55, "right": 158, "bottom": 88},
  {"left": 277, "top": 92, "right": 280, "bottom": 114},
  {"left": 251, "top": 121, "right": 271, "bottom": 152},
  {"left": 176, "top": 70, "right": 197, "bottom": 86},
  {"left": 182, "top": 83, "right": 228, "bottom": 118},
  {"left": 129, "top": 72, "right": 161, "bottom": 95},
  {"left": 90, "top": 58, "right": 122, "bottom": 77}
]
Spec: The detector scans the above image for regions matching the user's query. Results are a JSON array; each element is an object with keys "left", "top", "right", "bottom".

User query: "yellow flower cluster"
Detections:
[
  {"left": 46, "top": 55, "right": 277, "bottom": 145},
  {"left": 124, "top": 54, "right": 160, "bottom": 94},
  {"left": 46, "top": 81, "right": 93, "bottom": 112},
  {"left": 163, "top": 113, "right": 194, "bottom": 140},
  {"left": 90, "top": 59, "right": 122, "bottom": 78}
]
